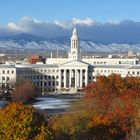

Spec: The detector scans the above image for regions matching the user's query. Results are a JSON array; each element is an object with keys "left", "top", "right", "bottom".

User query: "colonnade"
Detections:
[{"left": 59, "top": 69, "right": 88, "bottom": 89}]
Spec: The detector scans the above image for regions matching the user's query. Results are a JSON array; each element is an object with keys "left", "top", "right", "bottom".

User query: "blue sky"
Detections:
[
  {"left": 0, "top": 0, "right": 140, "bottom": 43},
  {"left": 0, "top": 0, "right": 140, "bottom": 25}
]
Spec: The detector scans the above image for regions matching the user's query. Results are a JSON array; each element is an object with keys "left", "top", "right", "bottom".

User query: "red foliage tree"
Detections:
[
  {"left": 84, "top": 74, "right": 140, "bottom": 139},
  {"left": 12, "top": 81, "right": 36, "bottom": 103}
]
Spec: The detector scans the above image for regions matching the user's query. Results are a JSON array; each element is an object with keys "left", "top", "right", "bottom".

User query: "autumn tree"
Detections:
[
  {"left": 51, "top": 74, "right": 140, "bottom": 139},
  {"left": 0, "top": 103, "right": 53, "bottom": 140},
  {"left": 51, "top": 110, "right": 92, "bottom": 139},
  {"left": 12, "top": 81, "right": 37, "bottom": 103},
  {"left": 84, "top": 74, "right": 140, "bottom": 139}
]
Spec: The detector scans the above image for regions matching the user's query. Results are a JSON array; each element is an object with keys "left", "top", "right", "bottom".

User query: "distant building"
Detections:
[
  {"left": 0, "top": 65, "right": 16, "bottom": 91},
  {"left": 128, "top": 50, "right": 137, "bottom": 58},
  {"left": 0, "top": 28, "right": 140, "bottom": 93},
  {"left": 28, "top": 55, "right": 45, "bottom": 64}
]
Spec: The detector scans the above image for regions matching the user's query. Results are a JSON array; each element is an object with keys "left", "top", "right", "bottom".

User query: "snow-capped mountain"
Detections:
[{"left": 0, "top": 33, "right": 140, "bottom": 53}]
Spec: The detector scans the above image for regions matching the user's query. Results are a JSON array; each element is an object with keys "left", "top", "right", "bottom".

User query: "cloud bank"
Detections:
[{"left": 0, "top": 17, "right": 140, "bottom": 44}]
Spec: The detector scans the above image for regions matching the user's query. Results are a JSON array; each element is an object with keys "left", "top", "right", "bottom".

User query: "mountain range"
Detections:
[{"left": 0, "top": 33, "right": 140, "bottom": 53}]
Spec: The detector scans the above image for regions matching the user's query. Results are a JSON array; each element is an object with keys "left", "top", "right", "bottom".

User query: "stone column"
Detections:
[
  {"left": 80, "top": 69, "right": 83, "bottom": 88},
  {"left": 85, "top": 69, "right": 88, "bottom": 86},
  {"left": 69, "top": 70, "right": 71, "bottom": 88},
  {"left": 72, "top": 69, "right": 75, "bottom": 87},
  {"left": 59, "top": 69, "right": 61, "bottom": 88},
  {"left": 64, "top": 69, "right": 66, "bottom": 88},
  {"left": 77, "top": 70, "right": 80, "bottom": 87},
  {"left": 75, "top": 69, "right": 77, "bottom": 88}
]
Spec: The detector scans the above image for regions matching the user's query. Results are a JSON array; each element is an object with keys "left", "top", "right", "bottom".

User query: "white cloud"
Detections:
[
  {"left": 107, "top": 19, "right": 122, "bottom": 25},
  {"left": 7, "top": 17, "right": 97, "bottom": 33},
  {"left": 0, "top": 17, "right": 140, "bottom": 43},
  {"left": 6, "top": 17, "right": 97, "bottom": 33},
  {"left": 7, "top": 22, "right": 19, "bottom": 31},
  {"left": 54, "top": 20, "right": 69, "bottom": 28},
  {"left": 7, "top": 16, "right": 33, "bottom": 32},
  {"left": 72, "top": 17, "right": 96, "bottom": 26}
]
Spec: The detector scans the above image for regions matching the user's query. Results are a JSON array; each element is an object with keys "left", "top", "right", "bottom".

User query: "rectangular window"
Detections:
[
  {"left": 2, "top": 77, "right": 5, "bottom": 80},
  {"left": 132, "top": 71, "right": 135, "bottom": 75},
  {"left": 88, "top": 76, "right": 91, "bottom": 80},
  {"left": 56, "top": 81, "right": 59, "bottom": 86},
  {"left": 52, "top": 81, "right": 55, "bottom": 86},
  {"left": 40, "top": 81, "right": 42, "bottom": 86},
  {"left": 6, "top": 77, "right": 10, "bottom": 81},
  {"left": 44, "top": 82, "right": 47, "bottom": 86}
]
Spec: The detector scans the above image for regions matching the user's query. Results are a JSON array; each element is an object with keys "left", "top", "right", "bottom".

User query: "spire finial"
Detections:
[{"left": 72, "top": 27, "right": 78, "bottom": 36}]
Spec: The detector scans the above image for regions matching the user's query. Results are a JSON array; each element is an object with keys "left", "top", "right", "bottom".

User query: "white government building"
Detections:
[{"left": 0, "top": 28, "right": 140, "bottom": 93}]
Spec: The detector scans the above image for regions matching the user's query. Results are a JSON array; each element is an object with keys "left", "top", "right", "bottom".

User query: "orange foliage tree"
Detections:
[{"left": 0, "top": 103, "right": 53, "bottom": 140}]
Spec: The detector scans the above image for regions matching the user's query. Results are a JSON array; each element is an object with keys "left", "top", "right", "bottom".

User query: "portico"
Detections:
[
  {"left": 58, "top": 60, "right": 91, "bottom": 91},
  {"left": 59, "top": 69, "right": 87, "bottom": 88}
]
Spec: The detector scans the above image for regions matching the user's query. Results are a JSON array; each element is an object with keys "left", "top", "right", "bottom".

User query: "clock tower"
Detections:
[{"left": 68, "top": 28, "right": 80, "bottom": 60}]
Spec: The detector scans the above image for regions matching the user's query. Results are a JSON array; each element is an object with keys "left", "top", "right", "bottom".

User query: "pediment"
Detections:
[{"left": 60, "top": 60, "right": 89, "bottom": 67}]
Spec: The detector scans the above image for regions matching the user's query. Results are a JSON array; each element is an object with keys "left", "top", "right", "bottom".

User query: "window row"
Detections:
[
  {"left": 2, "top": 70, "right": 14, "bottom": 74},
  {"left": 21, "top": 69, "right": 59, "bottom": 73},
  {"left": 33, "top": 81, "right": 58, "bottom": 87},
  {"left": 96, "top": 69, "right": 123, "bottom": 73},
  {"left": 22, "top": 75, "right": 59, "bottom": 80},
  {"left": 128, "top": 71, "right": 140, "bottom": 75},
  {"left": 93, "top": 62, "right": 106, "bottom": 64},
  {"left": 0, "top": 76, "right": 10, "bottom": 81}
]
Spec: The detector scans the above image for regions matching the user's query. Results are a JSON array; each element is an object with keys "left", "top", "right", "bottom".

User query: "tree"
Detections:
[
  {"left": 0, "top": 103, "right": 53, "bottom": 140},
  {"left": 12, "top": 81, "right": 36, "bottom": 103},
  {"left": 51, "top": 110, "right": 92, "bottom": 139},
  {"left": 84, "top": 74, "right": 140, "bottom": 139},
  {"left": 51, "top": 74, "right": 140, "bottom": 139}
]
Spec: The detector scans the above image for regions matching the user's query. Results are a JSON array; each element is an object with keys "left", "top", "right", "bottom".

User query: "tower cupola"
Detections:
[{"left": 68, "top": 28, "right": 80, "bottom": 60}]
